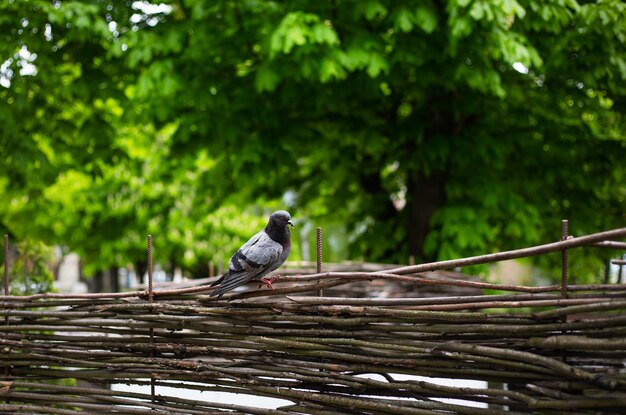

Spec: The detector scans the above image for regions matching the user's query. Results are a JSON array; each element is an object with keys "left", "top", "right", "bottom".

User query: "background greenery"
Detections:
[{"left": 0, "top": 0, "right": 624, "bottom": 288}]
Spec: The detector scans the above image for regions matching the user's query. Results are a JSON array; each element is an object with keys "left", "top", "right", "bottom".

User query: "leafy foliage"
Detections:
[
  {"left": 2, "top": 239, "right": 55, "bottom": 295},
  {"left": 0, "top": 0, "right": 624, "bottom": 284}
]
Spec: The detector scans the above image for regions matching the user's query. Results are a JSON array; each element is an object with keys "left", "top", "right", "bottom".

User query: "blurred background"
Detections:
[{"left": 0, "top": 0, "right": 624, "bottom": 294}]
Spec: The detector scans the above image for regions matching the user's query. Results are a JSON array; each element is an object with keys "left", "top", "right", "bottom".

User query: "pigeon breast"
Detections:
[{"left": 229, "top": 230, "right": 283, "bottom": 278}]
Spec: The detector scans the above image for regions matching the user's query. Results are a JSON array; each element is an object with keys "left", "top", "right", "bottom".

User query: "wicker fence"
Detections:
[{"left": 0, "top": 227, "right": 625, "bottom": 414}]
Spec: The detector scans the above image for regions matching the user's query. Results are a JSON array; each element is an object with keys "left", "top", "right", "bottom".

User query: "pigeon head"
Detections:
[
  {"left": 265, "top": 210, "right": 294, "bottom": 243},
  {"left": 269, "top": 210, "right": 294, "bottom": 228}
]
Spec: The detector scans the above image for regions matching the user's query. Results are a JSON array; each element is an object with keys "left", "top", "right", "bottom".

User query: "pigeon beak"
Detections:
[{"left": 288, "top": 220, "right": 295, "bottom": 228}]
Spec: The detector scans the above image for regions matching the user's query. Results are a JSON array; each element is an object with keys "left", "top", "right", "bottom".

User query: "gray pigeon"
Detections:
[{"left": 211, "top": 210, "right": 294, "bottom": 298}]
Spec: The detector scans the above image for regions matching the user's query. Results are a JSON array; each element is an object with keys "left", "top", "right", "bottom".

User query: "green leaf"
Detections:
[
  {"left": 469, "top": 2, "right": 485, "bottom": 20},
  {"left": 367, "top": 53, "right": 389, "bottom": 77},
  {"left": 286, "top": 25, "right": 307, "bottom": 51},
  {"left": 255, "top": 65, "right": 280, "bottom": 92},
  {"left": 338, "top": 49, "right": 362, "bottom": 70},
  {"left": 450, "top": 15, "right": 473, "bottom": 39},
  {"left": 394, "top": 8, "right": 415, "bottom": 33},
  {"left": 357, "top": 0, "right": 388, "bottom": 20},
  {"left": 320, "top": 55, "right": 346, "bottom": 82},
  {"left": 415, "top": 5, "right": 438, "bottom": 33},
  {"left": 502, "top": 0, "right": 526, "bottom": 18},
  {"left": 269, "top": 12, "right": 339, "bottom": 57},
  {"left": 313, "top": 23, "right": 340, "bottom": 45},
  {"left": 75, "top": 14, "right": 91, "bottom": 29}
]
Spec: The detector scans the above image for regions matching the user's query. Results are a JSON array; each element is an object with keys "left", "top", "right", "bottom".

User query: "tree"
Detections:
[{"left": 1, "top": 0, "right": 624, "bottom": 284}]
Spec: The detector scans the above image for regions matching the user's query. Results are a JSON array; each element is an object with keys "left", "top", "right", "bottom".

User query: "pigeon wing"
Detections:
[{"left": 213, "top": 231, "right": 282, "bottom": 296}]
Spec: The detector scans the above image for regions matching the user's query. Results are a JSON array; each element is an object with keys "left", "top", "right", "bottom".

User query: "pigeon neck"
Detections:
[{"left": 265, "top": 222, "right": 290, "bottom": 244}]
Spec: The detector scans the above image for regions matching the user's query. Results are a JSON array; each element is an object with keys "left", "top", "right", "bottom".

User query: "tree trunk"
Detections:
[
  {"left": 406, "top": 170, "right": 446, "bottom": 263},
  {"left": 109, "top": 266, "right": 119, "bottom": 292},
  {"left": 403, "top": 94, "right": 459, "bottom": 263},
  {"left": 135, "top": 260, "right": 147, "bottom": 285},
  {"left": 168, "top": 256, "right": 177, "bottom": 282},
  {"left": 101, "top": 269, "right": 112, "bottom": 293},
  {"left": 91, "top": 270, "right": 103, "bottom": 293}
]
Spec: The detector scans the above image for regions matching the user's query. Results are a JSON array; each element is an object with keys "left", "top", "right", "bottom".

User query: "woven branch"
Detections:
[{"left": 1, "top": 229, "right": 625, "bottom": 413}]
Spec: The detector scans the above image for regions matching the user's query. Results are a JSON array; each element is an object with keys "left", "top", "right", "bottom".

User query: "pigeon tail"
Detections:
[
  {"left": 210, "top": 273, "right": 226, "bottom": 287},
  {"left": 211, "top": 271, "right": 250, "bottom": 297}
]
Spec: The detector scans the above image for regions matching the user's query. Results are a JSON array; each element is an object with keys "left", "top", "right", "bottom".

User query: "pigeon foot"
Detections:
[{"left": 260, "top": 277, "right": 275, "bottom": 290}]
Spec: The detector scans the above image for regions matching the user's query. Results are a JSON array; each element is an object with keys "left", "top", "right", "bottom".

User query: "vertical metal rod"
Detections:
[
  {"left": 148, "top": 235, "right": 153, "bottom": 302},
  {"left": 3, "top": 235, "right": 8, "bottom": 298},
  {"left": 147, "top": 235, "right": 155, "bottom": 403},
  {"left": 560, "top": 220, "right": 569, "bottom": 365},
  {"left": 4, "top": 235, "right": 9, "bottom": 326},
  {"left": 4, "top": 235, "right": 9, "bottom": 381},
  {"left": 315, "top": 226, "right": 326, "bottom": 391},
  {"left": 561, "top": 220, "right": 569, "bottom": 299},
  {"left": 316, "top": 227, "right": 323, "bottom": 297}
]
